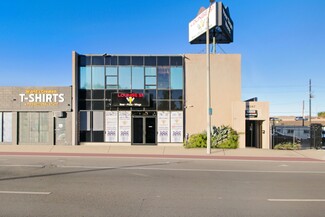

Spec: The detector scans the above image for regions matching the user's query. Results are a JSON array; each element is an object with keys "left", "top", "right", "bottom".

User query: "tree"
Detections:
[{"left": 318, "top": 112, "right": 325, "bottom": 118}]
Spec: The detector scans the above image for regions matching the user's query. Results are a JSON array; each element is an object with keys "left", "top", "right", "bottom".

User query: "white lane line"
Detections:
[
  {"left": 268, "top": 199, "right": 325, "bottom": 202},
  {"left": 0, "top": 191, "right": 51, "bottom": 195},
  {"left": 58, "top": 165, "right": 325, "bottom": 174},
  {"left": 0, "top": 164, "right": 44, "bottom": 168}
]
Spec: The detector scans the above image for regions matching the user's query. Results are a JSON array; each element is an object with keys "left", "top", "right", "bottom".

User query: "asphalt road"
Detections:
[{"left": 0, "top": 156, "right": 325, "bottom": 217}]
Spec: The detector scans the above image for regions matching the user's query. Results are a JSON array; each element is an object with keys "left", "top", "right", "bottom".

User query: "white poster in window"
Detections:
[
  {"left": 0, "top": 112, "right": 2, "bottom": 142},
  {"left": 105, "top": 111, "right": 118, "bottom": 142},
  {"left": 3, "top": 112, "right": 12, "bottom": 142},
  {"left": 119, "top": 111, "right": 131, "bottom": 142},
  {"left": 171, "top": 111, "right": 183, "bottom": 143},
  {"left": 158, "top": 111, "right": 170, "bottom": 143}
]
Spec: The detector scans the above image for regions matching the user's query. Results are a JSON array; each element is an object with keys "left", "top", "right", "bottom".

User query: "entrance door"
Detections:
[
  {"left": 246, "top": 120, "right": 262, "bottom": 148},
  {"left": 132, "top": 116, "right": 156, "bottom": 145},
  {"left": 55, "top": 117, "right": 67, "bottom": 145}
]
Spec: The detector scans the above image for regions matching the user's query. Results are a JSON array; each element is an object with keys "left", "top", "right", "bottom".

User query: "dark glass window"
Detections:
[
  {"left": 92, "top": 101, "right": 105, "bottom": 110},
  {"left": 118, "top": 56, "right": 130, "bottom": 65},
  {"left": 145, "top": 56, "right": 156, "bottom": 66},
  {"left": 145, "top": 100, "right": 156, "bottom": 110},
  {"left": 105, "top": 90, "right": 115, "bottom": 100},
  {"left": 157, "top": 90, "right": 169, "bottom": 100},
  {"left": 157, "top": 101, "right": 169, "bottom": 110},
  {"left": 132, "top": 89, "right": 144, "bottom": 93},
  {"left": 80, "top": 131, "right": 91, "bottom": 142},
  {"left": 92, "top": 56, "right": 104, "bottom": 65},
  {"left": 170, "top": 56, "right": 183, "bottom": 66},
  {"left": 79, "top": 55, "right": 91, "bottom": 66},
  {"left": 78, "top": 100, "right": 87, "bottom": 110},
  {"left": 157, "top": 57, "right": 169, "bottom": 66},
  {"left": 157, "top": 66, "right": 170, "bottom": 89},
  {"left": 145, "top": 90, "right": 156, "bottom": 100},
  {"left": 105, "top": 56, "right": 117, "bottom": 65},
  {"left": 92, "top": 131, "right": 104, "bottom": 142},
  {"left": 132, "top": 56, "right": 143, "bottom": 66},
  {"left": 79, "top": 90, "right": 92, "bottom": 100},
  {"left": 92, "top": 90, "right": 104, "bottom": 99},
  {"left": 171, "top": 90, "right": 183, "bottom": 100},
  {"left": 171, "top": 101, "right": 183, "bottom": 110}
]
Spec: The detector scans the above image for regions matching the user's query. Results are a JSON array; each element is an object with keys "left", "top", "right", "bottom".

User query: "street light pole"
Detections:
[{"left": 206, "top": 0, "right": 214, "bottom": 154}]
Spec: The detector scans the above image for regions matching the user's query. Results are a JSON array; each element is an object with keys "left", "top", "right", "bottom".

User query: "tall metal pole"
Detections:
[
  {"left": 206, "top": 1, "right": 213, "bottom": 154},
  {"left": 302, "top": 100, "right": 305, "bottom": 126},
  {"left": 309, "top": 79, "right": 312, "bottom": 126}
]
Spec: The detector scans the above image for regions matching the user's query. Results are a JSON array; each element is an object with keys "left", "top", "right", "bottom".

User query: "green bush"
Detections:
[
  {"left": 184, "top": 126, "right": 239, "bottom": 149},
  {"left": 274, "top": 143, "right": 301, "bottom": 150},
  {"left": 184, "top": 132, "right": 207, "bottom": 148}
]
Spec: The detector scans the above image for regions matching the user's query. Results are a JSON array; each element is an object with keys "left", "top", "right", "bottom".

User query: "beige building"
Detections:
[{"left": 71, "top": 52, "right": 270, "bottom": 149}]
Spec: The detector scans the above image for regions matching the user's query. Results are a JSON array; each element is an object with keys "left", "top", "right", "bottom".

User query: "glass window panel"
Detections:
[
  {"left": 145, "top": 56, "right": 156, "bottom": 66},
  {"left": 93, "top": 111, "right": 104, "bottom": 131},
  {"left": 105, "top": 90, "right": 115, "bottom": 99},
  {"left": 145, "top": 67, "right": 156, "bottom": 76},
  {"left": 78, "top": 100, "right": 87, "bottom": 110},
  {"left": 145, "top": 89, "right": 156, "bottom": 100},
  {"left": 118, "top": 56, "right": 130, "bottom": 65},
  {"left": 80, "top": 112, "right": 91, "bottom": 131},
  {"left": 92, "top": 56, "right": 104, "bottom": 65},
  {"left": 145, "top": 77, "right": 156, "bottom": 85},
  {"left": 119, "top": 66, "right": 131, "bottom": 89},
  {"left": 106, "top": 66, "right": 117, "bottom": 76},
  {"left": 3, "top": 112, "right": 12, "bottom": 142},
  {"left": 171, "top": 101, "right": 183, "bottom": 110},
  {"left": 105, "top": 56, "right": 117, "bottom": 65},
  {"left": 158, "top": 90, "right": 169, "bottom": 100},
  {"left": 157, "top": 101, "right": 169, "bottom": 110},
  {"left": 132, "top": 66, "right": 144, "bottom": 89},
  {"left": 80, "top": 131, "right": 91, "bottom": 142},
  {"left": 170, "top": 56, "right": 183, "bottom": 66},
  {"left": 132, "top": 56, "right": 143, "bottom": 66},
  {"left": 157, "top": 66, "right": 170, "bottom": 89},
  {"left": 171, "top": 90, "right": 183, "bottom": 100},
  {"left": 145, "top": 100, "right": 156, "bottom": 111},
  {"left": 171, "top": 67, "right": 183, "bottom": 89},
  {"left": 145, "top": 85, "right": 156, "bottom": 90},
  {"left": 79, "top": 66, "right": 91, "bottom": 89},
  {"left": 106, "top": 77, "right": 117, "bottom": 86},
  {"left": 157, "top": 57, "right": 169, "bottom": 66},
  {"left": 92, "top": 131, "right": 104, "bottom": 142},
  {"left": 79, "top": 55, "right": 91, "bottom": 66},
  {"left": 92, "top": 101, "right": 105, "bottom": 110},
  {"left": 92, "top": 66, "right": 105, "bottom": 89},
  {"left": 132, "top": 89, "right": 144, "bottom": 94},
  {"left": 92, "top": 90, "right": 104, "bottom": 99},
  {"left": 19, "top": 113, "right": 30, "bottom": 143}
]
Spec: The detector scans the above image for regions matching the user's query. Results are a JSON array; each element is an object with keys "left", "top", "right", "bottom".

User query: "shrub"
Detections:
[
  {"left": 274, "top": 143, "right": 301, "bottom": 150},
  {"left": 212, "top": 125, "right": 239, "bottom": 149},
  {"left": 184, "top": 132, "right": 207, "bottom": 148},
  {"left": 184, "top": 126, "right": 239, "bottom": 149}
]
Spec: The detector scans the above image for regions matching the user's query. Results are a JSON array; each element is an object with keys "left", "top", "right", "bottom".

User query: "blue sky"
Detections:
[{"left": 0, "top": 0, "right": 324, "bottom": 116}]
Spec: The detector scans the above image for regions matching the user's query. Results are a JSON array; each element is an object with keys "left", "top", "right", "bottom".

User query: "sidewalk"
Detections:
[{"left": 0, "top": 145, "right": 324, "bottom": 162}]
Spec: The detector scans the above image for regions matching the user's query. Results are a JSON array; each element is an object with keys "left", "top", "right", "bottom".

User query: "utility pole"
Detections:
[
  {"left": 309, "top": 79, "right": 312, "bottom": 126},
  {"left": 302, "top": 100, "right": 305, "bottom": 126}
]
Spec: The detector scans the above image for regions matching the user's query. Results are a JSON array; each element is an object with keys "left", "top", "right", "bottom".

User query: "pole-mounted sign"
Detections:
[{"left": 189, "top": 2, "right": 233, "bottom": 44}]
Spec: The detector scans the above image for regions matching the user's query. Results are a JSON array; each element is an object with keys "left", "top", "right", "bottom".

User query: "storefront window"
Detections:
[
  {"left": 92, "top": 66, "right": 105, "bottom": 89},
  {"left": 80, "top": 66, "right": 91, "bottom": 89},
  {"left": 171, "top": 67, "right": 183, "bottom": 89},
  {"left": 19, "top": 112, "right": 49, "bottom": 144},
  {"left": 0, "top": 112, "right": 12, "bottom": 142},
  {"left": 119, "top": 66, "right": 131, "bottom": 89},
  {"left": 132, "top": 66, "right": 144, "bottom": 89},
  {"left": 157, "top": 66, "right": 170, "bottom": 89}
]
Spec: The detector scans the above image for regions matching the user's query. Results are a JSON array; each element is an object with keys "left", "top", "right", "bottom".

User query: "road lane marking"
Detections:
[
  {"left": 268, "top": 199, "right": 325, "bottom": 202},
  {"left": 0, "top": 191, "right": 51, "bottom": 195},
  {"left": 0, "top": 164, "right": 44, "bottom": 168},
  {"left": 58, "top": 165, "right": 325, "bottom": 174}
]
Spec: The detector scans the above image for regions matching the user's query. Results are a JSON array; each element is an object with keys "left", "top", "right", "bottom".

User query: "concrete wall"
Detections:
[{"left": 184, "top": 54, "right": 242, "bottom": 135}]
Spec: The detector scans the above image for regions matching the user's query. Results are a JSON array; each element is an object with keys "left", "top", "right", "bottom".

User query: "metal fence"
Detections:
[{"left": 271, "top": 124, "right": 324, "bottom": 149}]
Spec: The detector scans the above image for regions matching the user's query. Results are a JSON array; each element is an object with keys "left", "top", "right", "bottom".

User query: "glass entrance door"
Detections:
[{"left": 132, "top": 116, "right": 156, "bottom": 145}]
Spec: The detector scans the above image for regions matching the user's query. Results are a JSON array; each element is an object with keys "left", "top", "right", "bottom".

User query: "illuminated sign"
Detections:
[
  {"left": 19, "top": 89, "right": 65, "bottom": 106},
  {"left": 111, "top": 93, "right": 150, "bottom": 107}
]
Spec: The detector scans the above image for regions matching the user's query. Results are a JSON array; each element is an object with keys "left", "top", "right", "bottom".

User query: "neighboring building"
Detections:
[{"left": 0, "top": 87, "right": 72, "bottom": 145}]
